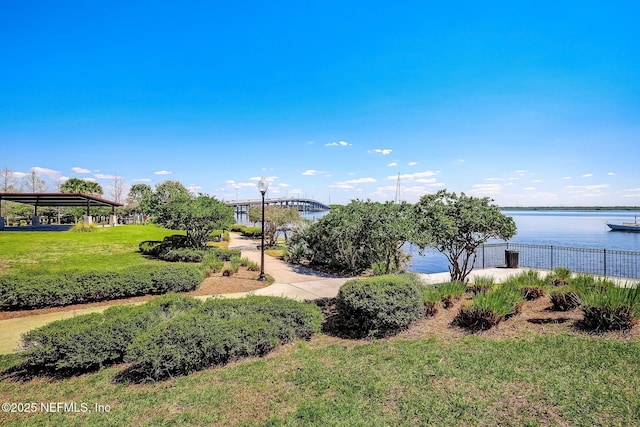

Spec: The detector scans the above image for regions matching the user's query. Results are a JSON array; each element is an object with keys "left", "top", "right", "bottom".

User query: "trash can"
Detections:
[{"left": 505, "top": 250, "right": 519, "bottom": 268}]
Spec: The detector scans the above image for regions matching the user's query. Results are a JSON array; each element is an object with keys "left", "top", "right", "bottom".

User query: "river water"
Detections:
[{"left": 407, "top": 210, "right": 640, "bottom": 274}]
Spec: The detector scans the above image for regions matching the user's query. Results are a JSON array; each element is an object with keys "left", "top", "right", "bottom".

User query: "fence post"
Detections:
[
  {"left": 482, "top": 244, "right": 485, "bottom": 269},
  {"left": 550, "top": 246, "right": 554, "bottom": 270},
  {"left": 603, "top": 248, "right": 607, "bottom": 277}
]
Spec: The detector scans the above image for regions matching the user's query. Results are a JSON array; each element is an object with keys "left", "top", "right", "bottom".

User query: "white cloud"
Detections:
[
  {"left": 132, "top": 178, "right": 152, "bottom": 182},
  {"left": 524, "top": 187, "right": 536, "bottom": 191},
  {"left": 83, "top": 177, "right": 97, "bottom": 182},
  {"left": 94, "top": 173, "right": 120, "bottom": 180},
  {"left": 563, "top": 176, "right": 572, "bottom": 180},
  {"left": 344, "top": 177, "right": 377, "bottom": 184},
  {"left": 154, "top": 170, "right": 172, "bottom": 175},
  {"left": 581, "top": 173, "right": 593, "bottom": 178},
  {"left": 226, "top": 180, "right": 255, "bottom": 189},
  {"left": 369, "top": 148, "right": 392, "bottom": 155},
  {"left": 302, "top": 169, "right": 322, "bottom": 176},
  {"left": 468, "top": 183, "right": 503, "bottom": 196},
  {"left": 608, "top": 172, "right": 616, "bottom": 176},
  {"left": 250, "top": 176, "right": 277, "bottom": 182},
  {"left": 72, "top": 167, "right": 91, "bottom": 174},
  {"left": 278, "top": 183, "right": 291, "bottom": 188},
  {"left": 329, "top": 183, "right": 355, "bottom": 189},
  {"left": 408, "top": 161, "right": 418, "bottom": 166},
  {"left": 12, "top": 171, "right": 28, "bottom": 178},
  {"left": 484, "top": 177, "right": 505, "bottom": 181},
  {"left": 388, "top": 170, "right": 440, "bottom": 181},
  {"left": 565, "top": 183, "right": 609, "bottom": 196},
  {"left": 388, "top": 162, "right": 398, "bottom": 167},
  {"left": 622, "top": 188, "right": 640, "bottom": 198},
  {"left": 325, "top": 141, "right": 351, "bottom": 147},
  {"left": 59, "top": 176, "right": 70, "bottom": 183},
  {"left": 32, "top": 167, "right": 61, "bottom": 180},
  {"left": 187, "top": 185, "right": 202, "bottom": 194}
]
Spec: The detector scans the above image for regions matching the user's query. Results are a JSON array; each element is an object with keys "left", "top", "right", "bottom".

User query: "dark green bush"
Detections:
[
  {"left": 125, "top": 296, "right": 322, "bottom": 380},
  {"left": 211, "top": 247, "right": 241, "bottom": 261},
  {"left": 139, "top": 240, "right": 164, "bottom": 256},
  {"left": 230, "top": 224, "right": 246, "bottom": 232},
  {"left": 21, "top": 294, "right": 202, "bottom": 372},
  {"left": 0, "top": 264, "right": 203, "bottom": 310},
  {"left": 157, "top": 248, "right": 205, "bottom": 263},
  {"left": 241, "top": 227, "right": 263, "bottom": 238},
  {"left": 336, "top": 274, "right": 424, "bottom": 338}
]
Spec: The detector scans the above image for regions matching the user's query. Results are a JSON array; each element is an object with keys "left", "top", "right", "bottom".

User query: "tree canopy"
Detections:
[
  {"left": 411, "top": 189, "right": 517, "bottom": 282},
  {"left": 287, "top": 200, "right": 413, "bottom": 274},
  {"left": 60, "top": 178, "right": 103, "bottom": 196},
  {"left": 248, "top": 205, "right": 302, "bottom": 247},
  {"left": 155, "top": 193, "right": 235, "bottom": 249}
]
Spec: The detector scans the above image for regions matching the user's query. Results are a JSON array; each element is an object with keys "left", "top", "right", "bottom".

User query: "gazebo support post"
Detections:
[{"left": 110, "top": 206, "right": 117, "bottom": 227}]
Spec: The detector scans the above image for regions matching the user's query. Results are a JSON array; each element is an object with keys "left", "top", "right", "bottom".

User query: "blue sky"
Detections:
[{"left": 1, "top": 1, "right": 639, "bottom": 206}]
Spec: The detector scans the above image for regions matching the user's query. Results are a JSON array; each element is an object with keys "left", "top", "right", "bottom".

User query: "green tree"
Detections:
[
  {"left": 126, "top": 183, "right": 155, "bottom": 220},
  {"left": 411, "top": 189, "right": 517, "bottom": 282},
  {"left": 155, "top": 193, "right": 235, "bottom": 249},
  {"left": 248, "top": 205, "right": 302, "bottom": 247},
  {"left": 154, "top": 180, "right": 190, "bottom": 204},
  {"left": 60, "top": 178, "right": 103, "bottom": 195},
  {"left": 287, "top": 200, "right": 412, "bottom": 274}
]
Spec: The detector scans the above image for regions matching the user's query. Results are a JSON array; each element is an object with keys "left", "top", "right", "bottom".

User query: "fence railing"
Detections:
[{"left": 472, "top": 243, "right": 640, "bottom": 279}]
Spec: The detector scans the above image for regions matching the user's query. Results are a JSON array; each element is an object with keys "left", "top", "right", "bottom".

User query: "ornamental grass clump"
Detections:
[
  {"left": 546, "top": 267, "right": 572, "bottom": 286},
  {"left": 508, "top": 269, "right": 547, "bottom": 300},
  {"left": 419, "top": 286, "right": 442, "bottom": 317},
  {"left": 574, "top": 276, "right": 640, "bottom": 331},
  {"left": 467, "top": 275, "right": 495, "bottom": 295},
  {"left": 549, "top": 286, "right": 580, "bottom": 311},
  {"left": 453, "top": 283, "right": 523, "bottom": 331},
  {"left": 435, "top": 281, "right": 466, "bottom": 308}
]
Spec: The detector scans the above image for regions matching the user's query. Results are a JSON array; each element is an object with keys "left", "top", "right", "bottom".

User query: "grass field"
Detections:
[
  {"left": 1, "top": 334, "right": 640, "bottom": 426},
  {"left": 0, "top": 225, "right": 178, "bottom": 274}
]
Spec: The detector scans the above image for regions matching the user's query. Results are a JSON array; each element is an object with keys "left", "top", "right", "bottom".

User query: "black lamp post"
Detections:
[{"left": 258, "top": 177, "right": 268, "bottom": 281}]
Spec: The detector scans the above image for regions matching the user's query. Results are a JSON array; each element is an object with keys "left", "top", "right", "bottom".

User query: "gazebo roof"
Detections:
[{"left": 0, "top": 192, "right": 123, "bottom": 208}]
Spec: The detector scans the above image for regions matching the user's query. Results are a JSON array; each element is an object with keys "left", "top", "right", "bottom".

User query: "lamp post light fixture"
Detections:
[{"left": 258, "top": 177, "right": 269, "bottom": 281}]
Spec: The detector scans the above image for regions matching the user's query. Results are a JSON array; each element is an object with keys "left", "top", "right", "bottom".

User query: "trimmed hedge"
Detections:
[
  {"left": 0, "top": 264, "right": 204, "bottom": 310},
  {"left": 125, "top": 296, "right": 322, "bottom": 380},
  {"left": 21, "top": 294, "right": 202, "bottom": 372},
  {"left": 336, "top": 274, "right": 424, "bottom": 338}
]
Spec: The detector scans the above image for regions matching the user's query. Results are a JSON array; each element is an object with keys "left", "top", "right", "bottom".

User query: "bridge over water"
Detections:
[{"left": 225, "top": 197, "right": 330, "bottom": 214}]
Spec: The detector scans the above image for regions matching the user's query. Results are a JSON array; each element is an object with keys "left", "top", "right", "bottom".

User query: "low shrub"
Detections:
[
  {"left": 0, "top": 264, "right": 203, "bottom": 310},
  {"left": 230, "top": 224, "right": 246, "bottom": 232},
  {"left": 336, "top": 274, "right": 424, "bottom": 338},
  {"left": 202, "top": 253, "right": 224, "bottom": 274},
  {"left": 209, "top": 230, "right": 230, "bottom": 242},
  {"left": 21, "top": 294, "right": 202, "bottom": 373},
  {"left": 125, "top": 296, "right": 322, "bottom": 380},
  {"left": 139, "top": 240, "right": 164, "bottom": 256},
  {"left": 241, "top": 227, "right": 263, "bottom": 238},
  {"left": 72, "top": 222, "right": 97, "bottom": 232},
  {"left": 211, "top": 247, "right": 242, "bottom": 261},
  {"left": 453, "top": 283, "right": 523, "bottom": 331},
  {"left": 157, "top": 248, "right": 205, "bottom": 263}
]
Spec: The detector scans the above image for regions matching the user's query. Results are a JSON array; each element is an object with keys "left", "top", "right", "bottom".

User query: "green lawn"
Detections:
[
  {"left": 1, "top": 334, "right": 639, "bottom": 426},
  {"left": 0, "top": 225, "right": 178, "bottom": 274}
]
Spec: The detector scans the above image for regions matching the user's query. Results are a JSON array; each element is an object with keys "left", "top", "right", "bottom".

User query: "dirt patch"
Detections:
[{"left": 0, "top": 266, "right": 271, "bottom": 321}]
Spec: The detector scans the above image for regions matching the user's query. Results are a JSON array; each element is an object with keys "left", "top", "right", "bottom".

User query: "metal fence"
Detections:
[{"left": 472, "top": 243, "right": 640, "bottom": 279}]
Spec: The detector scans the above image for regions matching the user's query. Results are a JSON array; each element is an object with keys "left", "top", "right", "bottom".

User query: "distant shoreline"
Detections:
[{"left": 500, "top": 206, "right": 640, "bottom": 211}]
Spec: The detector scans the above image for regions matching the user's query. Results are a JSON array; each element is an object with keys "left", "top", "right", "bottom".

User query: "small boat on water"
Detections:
[{"left": 606, "top": 216, "right": 640, "bottom": 232}]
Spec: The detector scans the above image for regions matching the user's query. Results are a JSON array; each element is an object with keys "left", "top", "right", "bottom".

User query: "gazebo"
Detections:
[{"left": 0, "top": 192, "right": 123, "bottom": 229}]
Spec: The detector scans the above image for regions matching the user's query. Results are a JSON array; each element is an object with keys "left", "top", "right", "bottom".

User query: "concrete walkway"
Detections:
[{"left": 0, "top": 234, "right": 532, "bottom": 354}]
